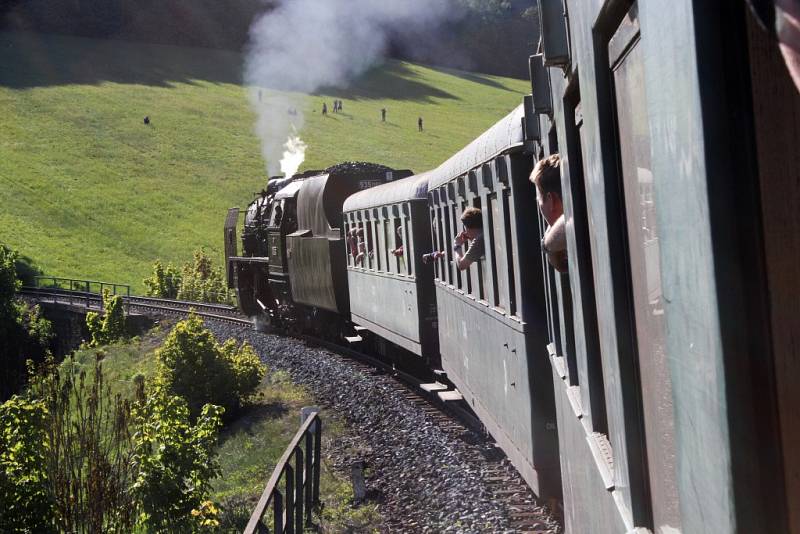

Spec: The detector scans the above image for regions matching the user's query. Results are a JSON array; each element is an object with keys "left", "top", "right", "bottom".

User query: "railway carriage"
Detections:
[
  {"left": 529, "top": 0, "right": 800, "bottom": 532},
  {"left": 342, "top": 173, "right": 439, "bottom": 361},
  {"left": 426, "top": 104, "right": 560, "bottom": 499},
  {"left": 283, "top": 164, "right": 412, "bottom": 330}
]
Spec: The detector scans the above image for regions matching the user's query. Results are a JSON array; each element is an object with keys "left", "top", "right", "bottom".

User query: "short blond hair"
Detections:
[{"left": 530, "top": 154, "right": 562, "bottom": 198}]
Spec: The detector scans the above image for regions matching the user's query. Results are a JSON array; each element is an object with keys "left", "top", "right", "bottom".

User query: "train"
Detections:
[{"left": 226, "top": 0, "right": 800, "bottom": 532}]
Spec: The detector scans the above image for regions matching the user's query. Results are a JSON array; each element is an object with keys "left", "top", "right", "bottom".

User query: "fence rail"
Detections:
[
  {"left": 245, "top": 411, "right": 322, "bottom": 534},
  {"left": 34, "top": 276, "right": 131, "bottom": 299}
]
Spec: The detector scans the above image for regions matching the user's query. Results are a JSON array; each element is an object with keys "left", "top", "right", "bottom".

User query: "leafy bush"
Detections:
[
  {"left": 156, "top": 314, "right": 266, "bottom": 420},
  {"left": 131, "top": 378, "right": 223, "bottom": 532},
  {"left": 38, "top": 355, "right": 137, "bottom": 532},
  {"left": 86, "top": 288, "right": 126, "bottom": 346},
  {"left": 0, "top": 395, "right": 53, "bottom": 533},
  {"left": 0, "top": 245, "right": 52, "bottom": 400},
  {"left": 144, "top": 250, "right": 231, "bottom": 304},
  {"left": 176, "top": 249, "right": 231, "bottom": 304},
  {"left": 143, "top": 259, "right": 181, "bottom": 299}
]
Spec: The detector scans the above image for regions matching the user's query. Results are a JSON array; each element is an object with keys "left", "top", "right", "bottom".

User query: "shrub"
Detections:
[
  {"left": 86, "top": 288, "right": 126, "bottom": 346},
  {"left": 28, "top": 354, "right": 137, "bottom": 533},
  {"left": 156, "top": 314, "right": 266, "bottom": 420},
  {"left": 0, "top": 245, "right": 52, "bottom": 400},
  {"left": 0, "top": 395, "right": 53, "bottom": 533},
  {"left": 130, "top": 379, "right": 223, "bottom": 532},
  {"left": 176, "top": 249, "right": 231, "bottom": 304},
  {"left": 143, "top": 259, "right": 181, "bottom": 299}
]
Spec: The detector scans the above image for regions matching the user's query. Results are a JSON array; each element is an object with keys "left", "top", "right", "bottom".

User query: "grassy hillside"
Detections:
[{"left": 0, "top": 31, "right": 528, "bottom": 292}]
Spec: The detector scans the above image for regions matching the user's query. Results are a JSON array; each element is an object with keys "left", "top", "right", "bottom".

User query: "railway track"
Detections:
[
  {"left": 23, "top": 287, "right": 560, "bottom": 532},
  {"left": 21, "top": 286, "right": 251, "bottom": 327}
]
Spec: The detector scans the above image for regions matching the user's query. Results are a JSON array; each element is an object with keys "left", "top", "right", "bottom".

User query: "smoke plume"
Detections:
[{"left": 244, "top": 0, "right": 455, "bottom": 176}]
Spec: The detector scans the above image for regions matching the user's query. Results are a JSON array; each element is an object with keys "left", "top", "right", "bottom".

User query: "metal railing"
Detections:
[
  {"left": 26, "top": 277, "right": 132, "bottom": 313},
  {"left": 245, "top": 411, "right": 322, "bottom": 534},
  {"left": 33, "top": 276, "right": 131, "bottom": 298}
]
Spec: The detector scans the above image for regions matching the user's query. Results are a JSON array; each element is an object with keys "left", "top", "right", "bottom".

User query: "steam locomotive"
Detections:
[{"left": 226, "top": 0, "right": 800, "bottom": 532}]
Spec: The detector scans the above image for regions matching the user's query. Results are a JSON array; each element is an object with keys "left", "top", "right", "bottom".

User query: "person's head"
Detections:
[
  {"left": 531, "top": 154, "right": 563, "bottom": 225},
  {"left": 460, "top": 207, "right": 483, "bottom": 239},
  {"left": 356, "top": 228, "right": 364, "bottom": 238}
]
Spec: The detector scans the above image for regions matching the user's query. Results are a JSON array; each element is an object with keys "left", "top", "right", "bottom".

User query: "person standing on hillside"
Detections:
[
  {"left": 418, "top": 116, "right": 424, "bottom": 132},
  {"left": 381, "top": 108, "right": 387, "bottom": 122},
  {"left": 322, "top": 102, "right": 328, "bottom": 115}
]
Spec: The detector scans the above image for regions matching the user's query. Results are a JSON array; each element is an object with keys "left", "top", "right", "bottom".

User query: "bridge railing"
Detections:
[
  {"left": 33, "top": 276, "right": 131, "bottom": 299},
  {"left": 25, "top": 277, "right": 132, "bottom": 313},
  {"left": 244, "top": 411, "right": 322, "bottom": 534}
]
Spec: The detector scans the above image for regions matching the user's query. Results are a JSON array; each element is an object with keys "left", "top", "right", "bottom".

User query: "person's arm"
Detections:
[
  {"left": 543, "top": 215, "right": 568, "bottom": 273},
  {"left": 452, "top": 231, "right": 471, "bottom": 270}
]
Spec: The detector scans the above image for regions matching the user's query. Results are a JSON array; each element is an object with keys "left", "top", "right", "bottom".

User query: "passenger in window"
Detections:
[
  {"left": 347, "top": 228, "right": 359, "bottom": 258},
  {"left": 453, "top": 207, "right": 484, "bottom": 270},
  {"left": 351, "top": 228, "right": 367, "bottom": 266},
  {"left": 531, "top": 154, "right": 568, "bottom": 273},
  {"left": 391, "top": 226, "right": 404, "bottom": 257}
]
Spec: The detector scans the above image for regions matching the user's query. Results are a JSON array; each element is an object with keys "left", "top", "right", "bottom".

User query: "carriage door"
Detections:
[{"left": 609, "top": 5, "right": 681, "bottom": 532}]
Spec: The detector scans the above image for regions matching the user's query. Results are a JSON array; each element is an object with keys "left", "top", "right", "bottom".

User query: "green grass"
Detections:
[{"left": 0, "top": 31, "right": 528, "bottom": 292}]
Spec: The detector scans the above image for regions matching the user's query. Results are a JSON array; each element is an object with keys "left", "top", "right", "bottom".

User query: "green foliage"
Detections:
[
  {"left": 143, "top": 259, "right": 181, "bottom": 299},
  {"left": 177, "top": 249, "right": 231, "bottom": 304},
  {"left": 86, "top": 288, "right": 126, "bottom": 347},
  {"left": 220, "top": 339, "right": 265, "bottom": 405},
  {"left": 15, "top": 302, "right": 53, "bottom": 349},
  {"left": 0, "top": 395, "right": 53, "bottom": 533},
  {"left": 0, "top": 245, "right": 20, "bottom": 324},
  {"left": 0, "top": 245, "right": 53, "bottom": 400},
  {"left": 27, "top": 354, "right": 138, "bottom": 533},
  {"left": 156, "top": 314, "right": 267, "bottom": 420},
  {"left": 130, "top": 379, "right": 223, "bottom": 532}
]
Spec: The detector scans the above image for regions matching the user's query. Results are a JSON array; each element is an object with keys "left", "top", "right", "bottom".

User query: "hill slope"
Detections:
[{"left": 0, "top": 31, "right": 528, "bottom": 292}]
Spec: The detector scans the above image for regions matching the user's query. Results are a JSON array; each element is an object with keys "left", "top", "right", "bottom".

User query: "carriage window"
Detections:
[
  {"left": 502, "top": 190, "right": 517, "bottom": 316},
  {"left": 470, "top": 197, "right": 483, "bottom": 300},
  {"left": 366, "top": 216, "right": 375, "bottom": 270},
  {"left": 443, "top": 201, "right": 454, "bottom": 286},
  {"left": 488, "top": 194, "right": 507, "bottom": 310},
  {"left": 430, "top": 207, "right": 439, "bottom": 279},
  {"left": 403, "top": 215, "right": 411, "bottom": 276},
  {"left": 391, "top": 217, "right": 403, "bottom": 274},
  {"left": 437, "top": 204, "right": 446, "bottom": 280},
  {"left": 610, "top": 10, "right": 681, "bottom": 529},
  {"left": 566, "top": 92, "right": 608, "bottom": 435},
  {"left": 382, "top": 218, "right": 392, "bottom": 273},
  {"left": 345, "top": 217, "right": 353, "bottom": 267}
]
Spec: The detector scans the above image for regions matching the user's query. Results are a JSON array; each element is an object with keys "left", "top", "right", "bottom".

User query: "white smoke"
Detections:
[
  {"left": 244, "top": 0, "right": 455, "bottom": 175},
  {"left": 280, "top": 134, "right": 307, "bottom": 177}
]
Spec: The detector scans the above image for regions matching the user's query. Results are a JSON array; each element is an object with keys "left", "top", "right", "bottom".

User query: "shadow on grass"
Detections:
[
  {"left": 219, "top": 401, "right": 290, "bottom": 444},
  {"left": 0, "top": 32, "right": 459, "bottom": 103},
  {"left": 427, "top": 64, "right": 523, "bottom": 92},
  {"left": 314, "top": 62, "right": 458, "bottom": 103}
]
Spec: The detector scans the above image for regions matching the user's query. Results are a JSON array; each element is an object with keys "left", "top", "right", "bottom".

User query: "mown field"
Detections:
[{"left": 0, "top": 31, "right": 528, "bottom": 292}]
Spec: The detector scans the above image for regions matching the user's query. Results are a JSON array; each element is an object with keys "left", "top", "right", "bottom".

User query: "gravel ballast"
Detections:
[{"left": 207, "top": 322, "right": 561, "bottom": 533}]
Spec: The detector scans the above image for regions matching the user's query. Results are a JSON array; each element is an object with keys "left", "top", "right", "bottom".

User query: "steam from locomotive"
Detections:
[
  {"left": 243, "top": 0, "right": 454, "bottom": 175},
  {"left": 280, "top": 134, "right": 306, "bottom": 177}
]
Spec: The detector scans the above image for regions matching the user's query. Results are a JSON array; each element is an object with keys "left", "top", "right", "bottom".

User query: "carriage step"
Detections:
[
  {"left": 344, "top": 335, "right": 363, "bottom": 344},
  {"left": 420, "top": 382, "right": 448, "bottom": 392},
  {"left": 438, "top": 390, "right": 463, "bottom": 401},
  {"left": 354, "top": 325, "right": 368, "bottom": 332}
]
